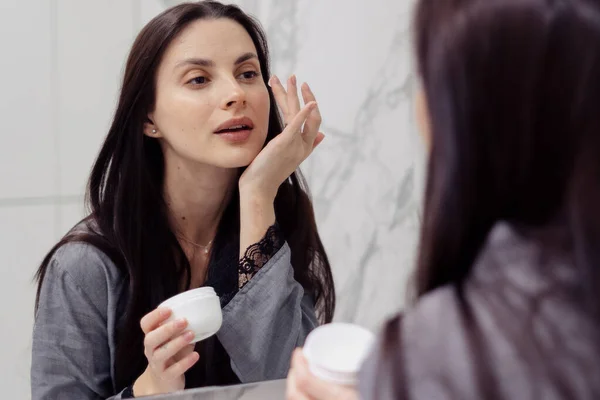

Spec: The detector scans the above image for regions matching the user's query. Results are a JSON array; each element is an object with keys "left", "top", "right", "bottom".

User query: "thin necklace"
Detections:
[{"left": 176, "top": 234, "right": 214, "bottom": 255}]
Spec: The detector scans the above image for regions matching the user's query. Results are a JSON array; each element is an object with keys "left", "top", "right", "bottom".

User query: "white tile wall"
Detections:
[
  {"left": 0, "top": 1, "right": 55, "bottom": 199},
  {"left": 57, "top": 0, "right": 136, "bottom": 196},
  {"left": 1, "top": 2, "right": 139, "bottom": 397},
  {"left": 59, "top": 201, "right": 87, "bottom": 235}
]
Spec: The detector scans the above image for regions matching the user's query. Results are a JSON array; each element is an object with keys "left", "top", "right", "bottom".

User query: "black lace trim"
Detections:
[{"left": 238, "top": 224, "right": 284, "bottom": 289}]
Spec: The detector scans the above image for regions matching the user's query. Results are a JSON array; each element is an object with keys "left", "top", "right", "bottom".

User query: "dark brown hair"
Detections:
[
  {"left": 34, "top": 1, "right": 335, "bottom": 391},
  {"left": 380, "top": 0, "right": 600, "bottom": 397}
]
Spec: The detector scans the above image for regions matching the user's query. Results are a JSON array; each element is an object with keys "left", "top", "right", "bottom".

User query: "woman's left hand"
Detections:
[
  {"left": 239, "top": 75, "right": 325, "bottom": 200},
  {"left": 286, "top": 349, "right": 359, "bottom": 400}
]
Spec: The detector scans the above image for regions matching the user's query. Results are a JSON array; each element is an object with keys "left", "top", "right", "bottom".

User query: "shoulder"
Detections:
[
  {"left": 402, "top": 286, "right": 474, "bottom": 377},
  {"left": 47, "top": 238, "right": 126, "bottom": 296},
  {"left": 36, "top": 238, "right": 128, "bottom": 326},
  {"left": 360, "top": 286, "right": 471, "bottom": 399},
  {"left": 403, "top": 286, "right": 464, "bottom": 343}
]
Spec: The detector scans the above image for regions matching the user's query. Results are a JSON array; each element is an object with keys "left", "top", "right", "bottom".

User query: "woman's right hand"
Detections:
[
  {"left": 286, "top": 349, "right": 358, "bottom": 400},
  {"left": 132, "top": 308, "right": 200, "bottom": 396}
]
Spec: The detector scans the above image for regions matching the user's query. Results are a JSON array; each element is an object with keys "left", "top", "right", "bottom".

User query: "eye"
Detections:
[
  {"left": 239, "top": 71, "right": 259, "bottom": 80},
  {"left": 188, "top": 76, "right": 208, "bottom": 86}
]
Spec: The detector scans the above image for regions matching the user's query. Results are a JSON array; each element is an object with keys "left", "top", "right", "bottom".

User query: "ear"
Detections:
[
  {"left": 415, "top": 85, "right": 432, "bottom": 151},
  {"left": 143, "top": 115, "right": 163, "bottom": 138}
]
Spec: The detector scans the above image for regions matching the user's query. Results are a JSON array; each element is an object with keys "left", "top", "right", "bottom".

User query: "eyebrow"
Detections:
[{"left": 175, "top": 52, "right": 258, "bottom": 69}]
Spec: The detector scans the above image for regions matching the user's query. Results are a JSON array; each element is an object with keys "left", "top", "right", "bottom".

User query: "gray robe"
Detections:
[
  {"left": 32, "top": 240, "right": 318, "bottom": 399},
  {"left": 360, "top": 222, "right": 600, "bottom": 399}
]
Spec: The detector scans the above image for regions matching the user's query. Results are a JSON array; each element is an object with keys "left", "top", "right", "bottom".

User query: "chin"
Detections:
[{"left": 213, "top": 147, "right": 262, "bottom": 169}]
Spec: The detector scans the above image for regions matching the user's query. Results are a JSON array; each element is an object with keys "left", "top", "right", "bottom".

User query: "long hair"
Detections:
[
  {"left": 415, "top": 0, "right": 600, "bottom": 319},
  {"left": 34, "top": 1, "right": 335, "bottom": 391},
  {"left": 381, "top": 0, "right": 600, "bottom": 397}
]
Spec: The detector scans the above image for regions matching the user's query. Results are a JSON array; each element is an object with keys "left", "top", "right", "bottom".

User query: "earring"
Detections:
[{"left": 152, "top": 129, "right": 157, "bottom": 134}]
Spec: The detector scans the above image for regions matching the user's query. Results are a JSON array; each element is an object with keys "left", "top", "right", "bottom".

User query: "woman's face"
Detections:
[{"left": 146, "top": 18, "right": 271, "bottom": 169}]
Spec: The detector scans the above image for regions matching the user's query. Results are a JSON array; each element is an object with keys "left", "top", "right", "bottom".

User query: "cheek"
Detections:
[
  {"left": 157, "top": 92, "right": 212, "bottom": 133},
  {"left": 250, "top": 87, "right": 271, "bottom": 121}
]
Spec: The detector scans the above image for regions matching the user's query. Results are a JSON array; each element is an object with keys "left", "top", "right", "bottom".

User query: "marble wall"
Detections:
[{"left": 225, "top": 0, "right": 425, "bottom": 330}]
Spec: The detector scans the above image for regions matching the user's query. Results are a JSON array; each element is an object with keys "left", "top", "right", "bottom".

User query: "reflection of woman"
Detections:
[
  {"left": 31, "top": 2, "right": 335, "bottom": 398},
  {"left": 288, "top": 0, "right": 600, "bottom": 398}
]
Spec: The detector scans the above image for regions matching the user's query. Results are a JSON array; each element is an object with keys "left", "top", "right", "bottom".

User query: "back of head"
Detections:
[
  {"left": 369, "top": 1, "right": 600, "bottom": 398},
  {"left": 414, "top": 0, "right": 600, "bottom": 314}
]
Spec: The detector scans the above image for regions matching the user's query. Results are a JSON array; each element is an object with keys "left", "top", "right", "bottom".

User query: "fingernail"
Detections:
[
  {"left": 176, "top": 318, "right": 187, "bottom": 328},
  {"left": 290, "top": 75, "right": 297, "bottom": 85},
  {"left": 269, "top": 75, "right": 279, "bottom": 87},
  {"left": 184, "top": 331, "right": 195, "bottom": 341},
  {"left": 310, "top": 101, "right": 318, "bottom": 110},
  {"left": 159, "top": 308, "right": 171, "bottom": 317}
]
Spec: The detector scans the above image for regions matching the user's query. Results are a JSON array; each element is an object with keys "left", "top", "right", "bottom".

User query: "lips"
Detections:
[{"left": 214, "top": 117, "right": 255, "bottom": 134}]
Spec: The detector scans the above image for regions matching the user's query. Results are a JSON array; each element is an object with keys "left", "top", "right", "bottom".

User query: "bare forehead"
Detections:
[{"left": 162, "top": 18, "right": 258, "bottom": 67}]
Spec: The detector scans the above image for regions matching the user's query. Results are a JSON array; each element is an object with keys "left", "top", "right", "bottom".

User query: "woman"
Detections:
[
  {"left": 32, "top": 1, "right": 335, "bottom": 399},
  {"left": 288, "top": 0, "right": 600, "bottom": 398}
]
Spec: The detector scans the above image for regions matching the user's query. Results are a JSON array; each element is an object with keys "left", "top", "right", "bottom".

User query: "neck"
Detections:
[{"left": 163, "top": 158, "right": 238, "bottom": 247}]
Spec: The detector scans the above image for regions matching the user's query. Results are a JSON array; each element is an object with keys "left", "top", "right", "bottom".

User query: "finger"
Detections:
[
  {"left": 284, "top": 101, "right": 317, "bottom": 139},
  {"left": 287, "top": 75, "right": 301, "bottom": 116},
  {"left": 164, "top": 343, "right": 195, "bottom": 369},
  {"left": 140, "top": 308, "right": 172, "bottom": 334},
  {"left": 289, "top": 349, "right": 309, "bottom": 379},
  {"left": 173, "top": 343, "right": 196, "bottom": 360},
  {"left": 286, "top": 367, "right": 313, "bottom": 400},
  {"left": 144, "top": 318, "right": 188, "bottom": 353},
  {"left": 312, "top": 132, "right": 325, "bottom": 150},
  {"left": 287, "top": 387, "right": 313, "bottom": 400},
  {"left": 291, "top": 348, "right": 308, "bottom": 369},
  {"left": 269, "top": 75, "right": 289, "bottom": 121},
  {"left": 152, "top": 330, "right": 195, "bottom": 364},
  {"left": 301, "top": 83, "right": 322, "bottom": 124},
  {"left": 301, "top": 84, "right": 322, "bottom": 143},
  {"left": 294, "top": 350, "right": 354, "bottom": 400},
  {"left": 300, "top": 81, "right": 317, "bottom": 105},
  {"left": 163, "top": 351, "right": 200, "bottom": 380},
  {"left": 301, "top": 376, "right": 356, "bottom": 400},
  {"left": 170, "top": 343, "right": 195, "bottom": 366}
]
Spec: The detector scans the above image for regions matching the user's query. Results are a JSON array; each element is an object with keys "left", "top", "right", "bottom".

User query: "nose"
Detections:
[{"left": 220, "top": 79, "right": 247, "bottom": 110}]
